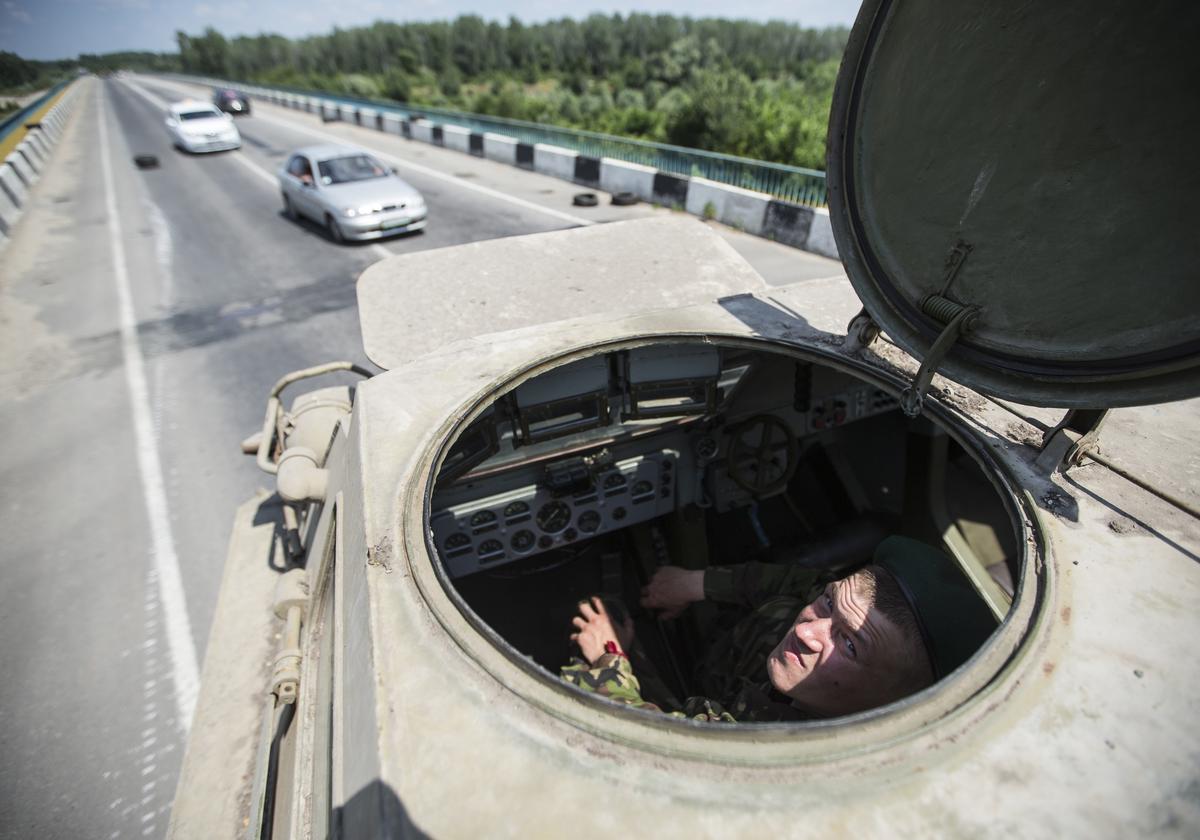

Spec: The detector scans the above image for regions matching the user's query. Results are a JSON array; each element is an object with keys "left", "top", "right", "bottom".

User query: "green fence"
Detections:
[{"left": 190, "top": 76, "right": 828, "bottom": 207}]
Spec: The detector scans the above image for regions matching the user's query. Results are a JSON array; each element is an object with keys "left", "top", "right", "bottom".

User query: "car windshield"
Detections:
[
  {"left": 317, "top": 154, "right": 388, "bottom": 185},
  {"left": 179, "top": 109, "right": 221, "bottom": 121}
]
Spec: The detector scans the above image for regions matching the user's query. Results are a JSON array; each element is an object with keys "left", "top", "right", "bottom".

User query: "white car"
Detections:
[{"left": 164, "top": 100, "right": 241, "bottom": 153}]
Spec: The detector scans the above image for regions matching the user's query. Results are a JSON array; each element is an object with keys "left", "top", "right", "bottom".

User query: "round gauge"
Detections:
[
  {"left": 469, "top": 510, "right": 497, "bottom": 529},
  {"left": 577, "top": 510, "right": 601, "bottom": 533},
  {"left": 511, "top": 529, "right": 535, "bottom": 553},
  {"left": 612, "top": 506, "right": 627, "bottom": 521},
  {"left": 444, "top": 532, "right": 470, "bottom": 551},
  {"left": 478, "top": 539, "right": 504, "bottom": 559},
  {"left": 535, "top": 501, "right": 572, "bottom": 534},
  {"left": 603, "top": 473, "right": 627, "bottom": 489},
  {"left": 632, "top": 480, "right": 654, "bottom": 496},
  {"left": 503, "top": 500, "right": 530, "bottom": 518}
]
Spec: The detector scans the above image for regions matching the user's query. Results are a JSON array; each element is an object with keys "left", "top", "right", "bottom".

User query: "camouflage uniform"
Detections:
[{"left": 561, "top": 563, "right": 825, "bottom": 722}]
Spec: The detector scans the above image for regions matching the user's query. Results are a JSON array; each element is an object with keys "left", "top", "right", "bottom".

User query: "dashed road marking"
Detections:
[{"left": 97, "top": 82, "right": 199, "bottom": 733}]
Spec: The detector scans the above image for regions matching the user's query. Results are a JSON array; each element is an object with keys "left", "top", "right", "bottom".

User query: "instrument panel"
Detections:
[{"left": 431, "top": 451, "right": 678, "bottom": 578}]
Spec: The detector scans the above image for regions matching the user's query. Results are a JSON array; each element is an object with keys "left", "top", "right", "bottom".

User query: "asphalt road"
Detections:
[{"left": 0, "top": 76, "right": 844, "bottom": 839}]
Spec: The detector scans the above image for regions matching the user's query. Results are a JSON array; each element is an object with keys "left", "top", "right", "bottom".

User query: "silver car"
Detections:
[{"left": 278, "top": 144, "right": 427, "bottom": 242}]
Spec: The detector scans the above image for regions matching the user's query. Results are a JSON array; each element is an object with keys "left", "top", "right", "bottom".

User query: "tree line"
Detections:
[
  {"left": 0, "top": 50, "right": 179, "bottom": 97},
  {"left": 177, "top": 15, "right": 847, "bottom": 170},
  {"left": 2, "top": 15, "right": 849, "bottom": 170}
]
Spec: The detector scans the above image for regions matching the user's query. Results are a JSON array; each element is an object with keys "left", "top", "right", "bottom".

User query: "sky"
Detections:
[{"left": 0, "top": 0, "right": 861, "bottom": 61}]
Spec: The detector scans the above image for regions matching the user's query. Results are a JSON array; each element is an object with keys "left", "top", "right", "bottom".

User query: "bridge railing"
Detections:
[
  {"left": 186, "top": 76, "right": 828, "bottom": 207},
  {"left": 0, "top": 78, "right": 74, "bottom": 158}
]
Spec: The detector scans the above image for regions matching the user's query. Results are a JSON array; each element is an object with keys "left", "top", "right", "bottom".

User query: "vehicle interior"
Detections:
[{"left": 430, "top": 340, "right": 1012, "bottom": 714}]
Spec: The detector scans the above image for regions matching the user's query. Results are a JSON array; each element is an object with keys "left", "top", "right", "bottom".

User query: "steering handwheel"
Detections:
[{"left": 726, "top": 414, "right": 799, "bottom": 497}]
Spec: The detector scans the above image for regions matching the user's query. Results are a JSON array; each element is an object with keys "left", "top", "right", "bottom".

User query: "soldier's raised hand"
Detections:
[
  {"left": 640, "top": 567, "right": 705, "bottom": 620},
  {"left": 570, "top": 596, "right": 634, "bottom": 665}
]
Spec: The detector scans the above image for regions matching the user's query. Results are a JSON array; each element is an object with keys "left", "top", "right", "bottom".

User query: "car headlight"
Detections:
[{"left": 343, "top": 207, "right": 358, "bottom": 218}]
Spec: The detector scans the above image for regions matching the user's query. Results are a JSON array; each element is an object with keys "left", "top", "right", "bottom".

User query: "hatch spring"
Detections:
[{"left": 900, "top": 294, "right": 980, "bottom": 418}]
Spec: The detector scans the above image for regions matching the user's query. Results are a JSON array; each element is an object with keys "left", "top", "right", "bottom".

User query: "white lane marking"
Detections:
[
  {"left": 97, "top": 82, "right": 199, "bottom": 733},
  {"left": 123, "top": 78, "right": 393, "bottom": 260},
  {"left": 138, "top": 75, "right": 596, "bottom": 227}
]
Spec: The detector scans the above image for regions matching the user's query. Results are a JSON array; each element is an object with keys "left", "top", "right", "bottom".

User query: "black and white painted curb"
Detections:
[
  {"left": 179, "top": 76, "right": 840, "bottom": 260},
  {"left": 0, "top": 80, "right": 86, "bottom": 249}
]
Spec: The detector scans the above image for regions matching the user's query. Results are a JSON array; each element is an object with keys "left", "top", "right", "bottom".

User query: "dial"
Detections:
[
  {"left": 577, "top": 510, "right": 601, "bottom": 533},
  {"left": 511, "top": 529, "right": 535, "bottom": 552},
  {"left": 535, "top": 501, "right": 571, "bottom": 534},
  {"left": 603, "top": 472, "right": 627, "bottom": 489},
  {"left": 503, "top": 500, "right": 530, "bottom": 519},
  {"left": 632, "top": 479, "right": 654, "bottom": 496},
  {"left": 444, "top": 532, "right": 470, "bottom": 551},
  {"left": 478, "top": 539, "right": 504, "bottom": 561},
  {"left": 469, "top": 510, "right": 497, "bottom": 530}
]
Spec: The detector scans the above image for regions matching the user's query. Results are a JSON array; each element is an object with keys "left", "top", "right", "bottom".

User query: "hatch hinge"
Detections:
[
  {"left": 900, "top": 294, "right": 981, "bottom": 418},
  {"left": 1035, "top": 409, "right": 1109, "bottom": 473},
  {"left": 843, "top": 308, "right": 881, "bottom": 354}
]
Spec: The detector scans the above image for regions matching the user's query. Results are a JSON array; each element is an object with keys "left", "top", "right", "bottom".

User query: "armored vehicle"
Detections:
[{"left": 170, "top": 1, "right": 1200, "bottom": 837}]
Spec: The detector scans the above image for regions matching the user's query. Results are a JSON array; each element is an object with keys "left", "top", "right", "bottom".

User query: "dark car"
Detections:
[{"left": 212, "top": 88, "right": 251, "bottom": 116}]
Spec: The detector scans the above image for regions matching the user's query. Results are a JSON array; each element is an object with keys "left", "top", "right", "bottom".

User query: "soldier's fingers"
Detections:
[
  {"left": 578, "top": 599, "right": 597, "bottom": 618},
  {"left": 591, "top": 596, "right": 606, "bottom": 615},
  {"left": 571, "top": 616, "right": 588, "bottom": 630}
]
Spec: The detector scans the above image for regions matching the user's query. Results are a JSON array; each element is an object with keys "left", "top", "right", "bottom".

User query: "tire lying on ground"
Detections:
[
  {"left": 133, "top": 154, "right": 159, "bottom": 170},
  {"left": 573, "top": 193, "right": 599, "bottom": 207},
  {"left": 611, "top": 192, "right": 639, "bottom": 206}
]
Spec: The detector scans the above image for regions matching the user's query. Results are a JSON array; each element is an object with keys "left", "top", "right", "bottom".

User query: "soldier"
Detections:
[{"left": 562, "top": 537, "right": 997, "bottom": 721}]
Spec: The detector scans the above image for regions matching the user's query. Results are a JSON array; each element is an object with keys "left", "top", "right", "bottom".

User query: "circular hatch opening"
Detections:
[{"left": 418, "top": 336, "right": 1046, "bottom": 760}]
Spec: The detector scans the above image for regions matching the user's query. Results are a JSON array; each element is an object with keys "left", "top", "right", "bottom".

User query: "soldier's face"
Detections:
[{"left": 766, "top": 574, "right": 911, "bottom": 716}]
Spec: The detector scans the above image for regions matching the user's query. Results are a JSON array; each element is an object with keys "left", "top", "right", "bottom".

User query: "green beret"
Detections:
[{"left": 872, "top": 536, "right": 998, "bottom": 679}]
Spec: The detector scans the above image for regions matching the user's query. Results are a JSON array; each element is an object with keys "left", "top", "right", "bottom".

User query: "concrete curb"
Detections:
[
  {"left": 184, "top": 74, "right": 838, "bottom": 259},
  {"left": 483, "top": 132, "right": 518, "bottom": 166},
  {"left": 600, "top": 158, "right": 656, "bottom": 203},
  {"left": 533, "top": 144, "right": 576, "bottom": 181},
  {"left": 410, "top": 119, "right": 434, "bottom": 144},
  {"left": 0, "top": 77, "right": 84, "bottom": 250},
  {"left": 685, "top": 176, "right": 770, "bottom": 237},
  {"left": 442, "top": 125, "right": 471, "bottom": 155}
]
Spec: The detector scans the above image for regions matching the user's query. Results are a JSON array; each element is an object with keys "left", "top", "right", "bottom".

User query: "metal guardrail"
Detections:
[
  {"left": 0, "top": 78, "right": 73, "bottom": 149},
  {"left": 187, "top": 75, "right": 828, "bottom": 207}
]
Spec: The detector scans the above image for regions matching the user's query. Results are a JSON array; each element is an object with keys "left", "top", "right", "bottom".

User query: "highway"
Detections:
[{"left": 0, "top": 75, "right": 843, "bottom": 838}]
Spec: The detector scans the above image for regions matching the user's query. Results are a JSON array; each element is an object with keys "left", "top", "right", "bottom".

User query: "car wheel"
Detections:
[
  {"left": 325, "top": 214, "right": 345, "bottom": 243},
  {"left": 282, "top": 195, "right": 296, "bottom": 221}
]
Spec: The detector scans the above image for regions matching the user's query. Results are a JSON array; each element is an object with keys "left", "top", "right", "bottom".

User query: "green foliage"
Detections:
[{"left": 169, "top": 14, "right": 851, "bottom": 169}]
